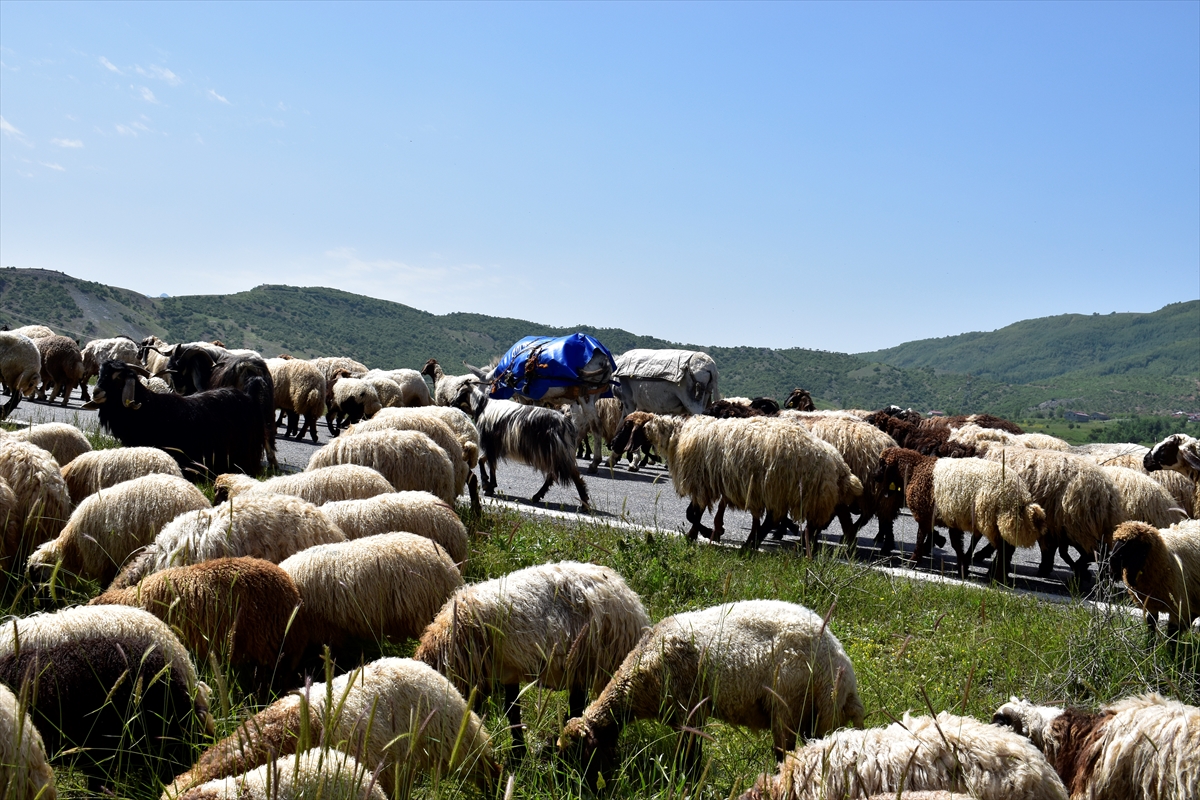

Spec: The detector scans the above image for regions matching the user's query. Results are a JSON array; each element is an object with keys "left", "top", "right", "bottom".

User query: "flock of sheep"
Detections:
[{"left": 1, "top": 325, "right": 1199, "bottom": 799}]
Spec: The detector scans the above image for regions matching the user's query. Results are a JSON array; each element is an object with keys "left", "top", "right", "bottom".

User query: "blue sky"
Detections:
[{"left": 1, "top": 1, "right": 1197, "bottom": 353}]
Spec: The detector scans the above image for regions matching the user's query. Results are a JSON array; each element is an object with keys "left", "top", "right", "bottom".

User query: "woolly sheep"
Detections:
[
  {"left": 0, "top": 605, "right": 212, "bottom": 781},
  {"left": 1102, "top": 465, "right": 1188, "bottom": 527},
  {"left": 79, "top": 336, "right": 140, "bottom": 399},
  {"left": 344, "top": 413, "right": 468, "bottom": 500},
  {"left": 9, "top": 325, "right": 54, "bottom": 340},
  {"left": 1150, "top": 469, "right": 1198, "bottom": 518},
  {"left": 280, "top": 532, "right": 462, "bottom": 654},
  {"left": 214, "top": 464, "right": 394, "bottom": 506},
  {"left": 310, "top": 356, "right": 369, "bottom": 381},
  {"left": 307, "top": 428, "right": 456, "bottom": 504},
  {"left": 474, "top": 397, "right": 591, "bottom": 510},
  {"left": 110, "top": 493, "right": 346, "bottom": 589},
  {"left": 367, "top": 367, "right": 432, "bottom": 406},
  {"left": 27, "top": 472, "right": 211, "bottom": 587},
  {"left": 416, "top": 561, "right": 648, "bottom": 757},
  {"left": 0, "top": 439, "right": 71, "bottom": 576},
  {"left": 0, "top": 332, "right": 41, "bottom": 419},
  {"left": 268, "top": 357, "right": 327, "bottom": 442},
  {"left": 375, "top": 405, "right": 483, "bottom": 512},
  {"left": 1, "top": 422, "right": 91, "bottom": 466},
  {"left": 742, "top": 711, "right": 1067, "bottom": 800},
  {"left": 171, "top": 749, "right": 386, "bottom": 800},
  {"left": 0, "top": 681, "right": 56, "bottom": 800},
  {"left": 951, "top": 424, "right": 1071, "bottom": 453},
  {"left": 319, "top": 492, "right": 469, "bottom": 564},
  {"left": 993, "top": 692, "right": 1198, "bottom": 800},
  {"left": 559, "top": 600, "right": 863, "bottom": 782},
  {"left": 90, "top": 557, "right": 305, "bottom": 675},
  {"left": 168, "top": 657, "right": 500, "bottom": 796},
  {"left": 1109, "top": 519, "right": 1200, "bottom": 634},
  {"left": 33, "top": 335, "right": 84, "bottom": 405},
  {"left": 60, "top": 446, "right": 184, "bottom": 504},
  {"left": 326, "top": 376, "right": 382, "bottom": 434}
]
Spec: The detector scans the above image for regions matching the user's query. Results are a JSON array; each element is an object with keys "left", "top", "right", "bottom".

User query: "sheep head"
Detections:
[
  {"left": 1109, "top": 521, "right": 1159, "bottom": 584},
  {"left": 1145, "top": 433, "right": 1200, "bottom": 478},
  {"left": 783, "top": 387, "right": 814, "bottom": 411},
  {"left": 992, "top": 696, "right": 1062, "bottom": 755},
  {"left": 558, "top": 716, "right": 619, "bottom": 788}
]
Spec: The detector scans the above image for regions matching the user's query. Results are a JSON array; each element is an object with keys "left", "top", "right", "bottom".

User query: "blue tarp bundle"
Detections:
[{"left": 489, "top": 333, "right": 616, "bottom": 401}]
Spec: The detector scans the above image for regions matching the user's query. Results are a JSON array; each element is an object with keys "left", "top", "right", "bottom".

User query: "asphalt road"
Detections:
[{"left": 8, "top": 393, "right": 1090, "bottom": 598}]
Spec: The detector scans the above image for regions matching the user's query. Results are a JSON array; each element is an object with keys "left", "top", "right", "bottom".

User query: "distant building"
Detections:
[
  {"left": 1188, "top": 413, "right": 1200, "bottom": 423},
  {"left": 1063, "top": 411, "right": 1092, "bottom": 423},
  {"left": 1090, "top": 412, "right": 1110, "bottom": 421}
]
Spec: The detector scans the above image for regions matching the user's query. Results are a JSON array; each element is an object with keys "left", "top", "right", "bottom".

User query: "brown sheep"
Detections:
[{"left": 34, "top": 335, "right": 84, "bottom": 405}]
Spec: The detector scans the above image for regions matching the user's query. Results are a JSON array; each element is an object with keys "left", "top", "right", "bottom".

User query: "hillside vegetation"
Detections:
[{"left": 2, "top": 267, "right": 1196, "bottom": 416}]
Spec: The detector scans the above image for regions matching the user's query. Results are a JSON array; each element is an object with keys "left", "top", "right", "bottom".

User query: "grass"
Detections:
[{"left": 6, "top": 501, "right": 1196, "bottom": 799}]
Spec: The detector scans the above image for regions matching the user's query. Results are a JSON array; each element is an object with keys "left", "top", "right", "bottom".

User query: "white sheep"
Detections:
[
  {"left": 1109, "top": 519, "right": 1200, "bottom": 635},
  {"left": 951, "top": 423, "right": 1071, "bottom": 453},
  {"left": 170, "top": 749, "right": 385, "bottom": 800},
  {"left": 320, "top": 491, "right": 470, "bottom": 566},
  {"left": 27, "top": 472, "right": 211, "bottom": 587},
  {"left": 307, "top": 427, "right": 457, "bottom": 505},
  {"left": 558, "top": 600, "right": 864, "bottom": 781},
  {"left": 417, "top": 561, "right": 650, "bottom": 758},
  {"left": 1103, "top": 465, "right": 1188, "bottom": 527},
  {"left": 267, "top": 357, "right": 327, "bottom": 442},
  {"left": 310, "top": 356, "right": 369, "bottom": 381},
  {"left": 326, "top": 376, "right": 382, "bottom": 434},
  {"left": 374, "top": 405, "right": 483, "bottom": 512},
  {"left": 0, "top": 332, "right": 41, "bottom": 419},
  {"left": 79, "top": 337, "right": 140, "bottom": 399},
  {"left": 1, "top": 422, "right": 91, "bottom": 467},
  {"left": 743, "top": 711, "right": 1068, "bottom": 800},
  {"left": 993, "top": 692, "right": 1198, "bottom": 800},
  {"left": 365, "top": 368, "right": 431, "bottom": 406},
  {"left": 60, "top": 446, "right": 184, "bottom": 504},
  {"left": 8, "top": 325, "right": 54, "bottom": 340},
  {"left": 343, "top": 413, "right": 468, "bottom": 503},
  {"left": 213, "top": 464, "right": 393, "bottom": 506},
  {"left": 0, "top": 681, "right": 57, "bottom": 800},
  {"left": 0, "top": 439, "right": 71, "bottom": 575}
]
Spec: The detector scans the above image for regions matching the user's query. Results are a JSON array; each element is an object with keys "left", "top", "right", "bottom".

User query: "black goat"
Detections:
[{"left": 84, "top": 360, "right": 267, "bottom": 479}]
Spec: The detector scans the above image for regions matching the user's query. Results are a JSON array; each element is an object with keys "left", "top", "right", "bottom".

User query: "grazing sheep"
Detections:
[
  {"left": 110, "top": 493, "right": 346, "bottom": 589},
  {"left": 90, "top": 557, "right": 305, "bottom": 675},
  {"left": 1103, "top": 465, "right": 1188, "bottom": 527},
  {"left": 281, "top": 532, "right": 463, "bottom": 654},
  {"left": 1, "top": 422, "right": 91, "bottom": 466},
  {"left": 325, "top": 376, "right": 382, "bottom": 435},
  {"left": 307, "top": 428, "right": 456, "bottom": 504},
  {"left": 27, "top": 472, "right": 211, "bottom": 587},
  {"left": 267, "top": 357, "right": 327, "bottom": 442},
  {"left": 168, "top": 658, "right": 500, "bottom": 796},
  {"left": 171, "top": 749, "right": 385, "bottom": 800},
  {"left": 559, "top": 600, "right": 863, "bottom": 783},
  {"left": 0, "top": 681, "right": 57, "bottom": 800},
  {"left": 417, "top": 561, "right": 649, "bottom": 758},
  {"left": 0, "top": 332, "right": 41, "bottom": 419},
  {"left": 213, "top": 464, "right": 394, "bottom": 506},
  {"left": 993, "top": 692, "right": 1198, "bottom": 800},
  {"left": 742, "top": 711, "right": 1067, "bottom": 800},
  {"left": 0, "top": 605, "right": 212, "bottom": 782},
  {"left": 320, "top": 492, "right": 469, "bottom": 565},
  {"left": 33, "top": 335, "right": 84, "bottom": 405},
  {"left": 60, "top": 445, "right": 183, "bottom": 503},
  {"left": 1108, "top": 519, "right": 1200, "bottom": 635},
  {"left": 345, "top": 413, "right": 468, "bottom": 499},
  {"left": 0, "top": 439, "right": 71, "bottom": 576},
  {"left": 79, "top": 336, "right": 139, "bottom": 400},
  {"left": 9, "top": 325, "right": 54, "bottom": 340},
  {"left": 373, "top": 406, "right": 483, "bottom": 513}
]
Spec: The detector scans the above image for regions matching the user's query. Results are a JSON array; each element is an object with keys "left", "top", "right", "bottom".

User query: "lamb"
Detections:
[
  {"left": 170, "top": 749, "right": 385, "bottom": 800},
  {"left": 993, "top": 692, "right": 1199, "bottom": 800},
  {"left": 27, "top": 472, "right": 211, "bottom": 587},
  {"left": 0, "top": 681, "right": 56, "bottom": 800},
  {"left": 325, "top": 376, "right": 382, "bottom": 434},
  {"left": 79, "top": 336, "right": 139, "bottom": 400},
  {"left": 558, "top": 600, "right": 864, "bottom": 783},
  {"left": 0, "top": 332, "right": 41, "bottom": 419},
  {"left": 742, "top": 711, "right": 1068, "bottom": 800},
  {"left": 373, "top": 406, "right": 484, "bottom": 513},
  {"left": 267, "top": 356, "right": 327, "bottom": 442},
  {"left": 280, "top": 532, "right": 463, "bottom": 655},
  {"left": 110, "top": 492, "right": 346, "bottom": 589},
  {"left": 0, "top": 421, "right": 91, "bottom": 465},
  {"left": 33, "top": 335, "right": 84, "bottom": 405},
  {"left": 213, "top": 464, "right": 394, "bottom": 506},
  {"left": 416, "top": 561, "right": 649, "bottom": 758},
  {"left": 1103, "top": 465, "right": 1188, "bottom": 527},
  {"left": 90, "top": 557, "right": 305, "bottom": 676},
  {"left": 307, "top": 428, "right": 457, "bottom": 505},
  {"left": 84, "top": 360, "right": 270, "bottom": 479},
  {"left": 0, "top": 605, "right": 212, "bottom": 783},
  {"left": 60, "top": 445, "right": 183, "bottom": 503},
  {"left": 320, "top": 492, "right": 470, "bottom": 566},
  {"left": 1108, "top": 519, "right": 1200, "bottom": 635},
  {"left": 167, "top": 658, "right": 500, "bottom": 796},
  {"left": 0, "top": 439, "right": 72, "bottom": 576}
]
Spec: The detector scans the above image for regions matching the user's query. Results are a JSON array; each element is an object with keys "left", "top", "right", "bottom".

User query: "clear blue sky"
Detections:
[{"left": 2, "top": 1, "right": 1197, "bottom": 353}]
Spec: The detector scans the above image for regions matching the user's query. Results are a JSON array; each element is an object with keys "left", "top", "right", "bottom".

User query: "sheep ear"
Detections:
[{"left": 1180, "top": 443, "right": 1200, "bottom": 472}]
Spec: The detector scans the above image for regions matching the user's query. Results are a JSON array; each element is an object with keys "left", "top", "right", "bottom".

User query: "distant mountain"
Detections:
[{"left": 2, "top": 267, "right": 1196, "bottom": 416}]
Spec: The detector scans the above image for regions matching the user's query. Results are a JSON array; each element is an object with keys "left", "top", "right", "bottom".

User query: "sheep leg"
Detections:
[
  {"left": 1037, "top": 538, "right": 1060, "bottom": 578},
  {"left": 947, "top": 529, "right": 969, "bottom": 579},
  {"left": 911, "top": 522, "right": 935, "bottom": 564},
  {"left": 874, "top": 512, "right": 897, "bottom": 555},
  {"left": 836, "top": 506, "right": 857, "bottom": 550},
  {"left": 480, "top": 457, "right": 497, "bottom": 495},
  {"left": 503, "top": 683, "right": 527, "bottom": 760},
  {"left": 325, "top": 411, "right": 339, "bottom": 436},
  {"left": 988, "top": 540, "right": 1015, "bottom": 585},
  {"left": 685, "top": 502, "right": 712, "bottom": 540},
  {"left": 712, "top": 499, "right": 727, "bottom": 542},
  {"left": 304, "top": 414, "right": 319, "bottom": 443},
  {"left": 588, "top": 432, "right": 603, "bottom": 476},
  {"left": 568, "top": 687, "right": 588, "bottom": 720},
  {"left": 468, "top": 473, "right": 483, "bottom": 517}
]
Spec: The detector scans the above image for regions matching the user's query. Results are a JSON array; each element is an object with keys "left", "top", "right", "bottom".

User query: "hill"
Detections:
[{"left": 2, "top": 267, "right": 1196, "bottom": 416}]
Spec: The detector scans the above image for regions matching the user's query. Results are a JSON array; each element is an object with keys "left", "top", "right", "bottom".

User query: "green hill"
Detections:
[{"left": 2, "top": 267, "right": 1196, "bottom": 417}]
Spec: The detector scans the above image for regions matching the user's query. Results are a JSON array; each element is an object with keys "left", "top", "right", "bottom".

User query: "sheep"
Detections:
[
  {"left": 213, "top": 464, "right": 394, "bottom": 506},
  {"left": 320, "top": 492, "right": 469, "bottom": 565},
  {"left": 361, "top": 371, "right": 405, "bottom": 408},
  {"left": 84, "top": 360, "right": 269, "bottom": 479},
  {"left": 993, "top": 692, "right": 1199, "bottom": 800},
  {"left": 9, "top": 325, "right": 54, "bottom": 340},
  {"left": 1108, "top": 519, "right": 1200, "bottom": 635},
  {"left": 1144, "top": 434, "right": 1200, "bottom": 516},
  {"left": 170, "top": 749, "right": 386, "bottom": 800},
  {"left": 168, "top": 657, "right": 500, "bottom": 797},
  {"left": 344, "top": 413, "right": 469, "bottom": 501},
  {"left": 90, "top": 557, "right": 305, "bottom": 678},
  {"left": 32, "top": 335, "right": 84, "bottom": 405},
  {"left": 1093, "top": 443, "right": 1200, "bottom": 516},
  {"left": 0, "top": 421, "right": 91, "bottom": 465},
  {"left": 876, "top": 448, "right": 1046, "bottom": 580},
  {"left": 27, "top": 472, "right": 211, "bottom": 588},
  {"left": 573, "top": 395, "right": 624, "bottom": 463},
  {"left": 421, "top": 358, "right": 484, "bottom": 412},
  {"left": 110, "top": 492, "right": 347, "bottom": 589},
  {"left": 267, "top": 356, "right": 327, "bottom": 442},
  {"left": 311, "top": 356, "right": 369, "bottom": 381},
  {"left": 366, "top": 368, "right": 432, "bottom": 406},
  {"left": 416, "top": 561, "right": 648, "bottom": 758},
  {"left": 280, "top": 532, "right": 463, "bottom": 656},
  {"left": 1150, "top": 469, "right": 1198, "bottom": 518},
  {"left": 79, "top": 336, "right": 139, "bottom": 400},
  {"left": 0, "top": 332, "right": 41, "bottom": 419},
  {"left": 60, "top": 445, "right": 183, "bottom": 504},
  {"left": 951, "top": 423, "right": 1071, "bottom": 453},
  {"left": 373, "top": 405, "right": 483, "bottom": 513},
  {"left": 0, "top": 605, "right": 212, "bottom": 783},
  {"left": 325, "top": 376, "right": 382, "bottom": 435},
  {"left": 0, "top": 681, "right": 56, "bottom": 800},
  {"left": 0, "top": 439, "right": 71, "bottom": 577},
  {"left": 307, "top": 428, "right": 457, "bottom": 504},
  {"left": 1103, "top": 465, "right": 1188, "bottom": 527},
  {"left": 137, "top": 334, "right": 172, "bottom": 375},
  {"left": 741, "top": 711, "right": 1068, "bottom": 800},
  {"left": 558, "top": 600, "right": 864, "bottom": 783},
  {"left": 783, "top": 387, "right": 815, "bottom": 411},
  {"left": 864, "top": 412, "right": 979, "bottom": 458}
]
